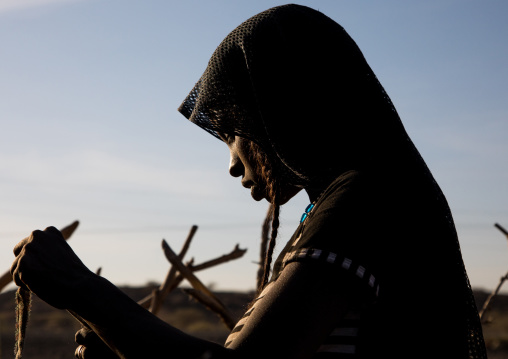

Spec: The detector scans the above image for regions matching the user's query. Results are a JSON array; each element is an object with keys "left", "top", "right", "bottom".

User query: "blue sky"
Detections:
[{"left": 1, "top": 0, "right": 507, "bottom": 293}]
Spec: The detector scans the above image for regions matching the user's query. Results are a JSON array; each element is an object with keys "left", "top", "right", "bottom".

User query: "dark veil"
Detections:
[
  {"left": 179, "top": 4, "right": 415, "bottom": 186},
  {"left": 179, "top": 4, "right": 486, "bottom": 357}
]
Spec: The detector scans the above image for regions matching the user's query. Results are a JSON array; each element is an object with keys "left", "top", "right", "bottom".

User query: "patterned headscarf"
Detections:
[{"left": 178, "top": 4, "right": 412, "bottom": 187}]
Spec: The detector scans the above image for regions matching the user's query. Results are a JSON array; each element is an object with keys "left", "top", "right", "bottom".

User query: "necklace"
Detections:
[
  {"left": 300, "top": 203, "right": 315, "bottom": 223},
  {"left": 299, "top": 189, "right": 326, "bottom": 223}
]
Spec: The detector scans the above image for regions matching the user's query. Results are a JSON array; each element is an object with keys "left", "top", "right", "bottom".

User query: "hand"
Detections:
[
  {"left": 10, "top": 226, "right": 95, "bottom": 310},
  {"left": 75, "top": 328, "right": 119, "bottom": 359}
]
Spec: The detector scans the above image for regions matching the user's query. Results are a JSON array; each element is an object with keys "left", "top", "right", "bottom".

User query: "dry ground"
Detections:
[{"left": 0, "top": 286, "right": 505, "bottom": 358}]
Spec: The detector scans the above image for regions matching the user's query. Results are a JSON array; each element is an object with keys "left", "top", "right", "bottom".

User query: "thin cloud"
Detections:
[
  {"left": 0, "top": 0, "right": 81, "bottom": 14},
  {"left": 0, "top": 149, "right": 227, "bottom": 199}
]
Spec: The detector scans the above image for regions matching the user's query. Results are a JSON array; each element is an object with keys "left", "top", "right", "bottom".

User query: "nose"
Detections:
[{"left": 229, "top": 152, "right": 244, "bottom": 178}]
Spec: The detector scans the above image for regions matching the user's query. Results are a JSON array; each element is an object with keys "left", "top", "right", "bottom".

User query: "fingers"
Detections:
[
  {"left": 10, "top": 254, "right": 19, "bottom": 276},
  {"left": 13, "top": 227, "right": 63, "bottom": 256},
  {"left": 10, "top": 225, "right": 91, "bottom": 309},
  {"left": 75, "top": 345, "right": 86, "bottom": 358},
  {"left": 74, "top": 345, "right": 118, "bottom": 359},
  {"left": 43, "top": 226, "right": 65, "bottom": 240},
  {"left": 10, "top": 255, "right": 29, "bottom": 291},
  {"left": 75, "top": 345, "right": 117, "bottom": 359},
  {"left": 11, "top": 230, "right": 39, "bottom": 287},
  {"left": 13, "top": 236, "right": 31, "bottom": 256},
  {"left": 11, "top": 227, "right": 63, "bottom": 290},
  {"left": 75, "top": 328, "right": 103, "bottom": 347},
  {"left": 75, "top": 329, "right": 118, "bottom": 359}
]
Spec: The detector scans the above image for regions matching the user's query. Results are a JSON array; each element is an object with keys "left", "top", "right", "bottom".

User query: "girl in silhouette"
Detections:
[{"left": 11, "top": 5, "right": 486, "bottom": 358}]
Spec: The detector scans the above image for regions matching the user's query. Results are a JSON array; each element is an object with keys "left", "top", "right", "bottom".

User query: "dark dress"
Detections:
[
  {"left": 179, "top": 4, "right": 487, "bottom": 358},
  {"left": 225, "top": 170, "right": 485, "bottom": 358}
]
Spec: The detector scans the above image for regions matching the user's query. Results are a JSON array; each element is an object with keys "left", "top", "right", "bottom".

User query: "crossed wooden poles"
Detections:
[
  {"left": 137, "top": 224, "right": 247, "bottom": 330},
  {"left": 479, "top": 223, "right": 508, "bottom": 322},
  {"left": 4, "top": 220, "right": 508, "bottom": 326},
  {"left": 0, "top": 221, "right": 247, "bottom": 331}
]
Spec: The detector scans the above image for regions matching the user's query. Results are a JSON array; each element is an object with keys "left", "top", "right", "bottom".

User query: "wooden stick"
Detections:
[
  {"left": 188, "top": 244, "right": 247, "bottom": 272},
  {"left": 479, "top": 271, "right": 508, "bottom": 321},
  {"left": 162, "top": 245, "right": 247, "bottom": 299},
  {"left": 59, "top": 220, "right": 80, "bottom": 241},
  {"left": 149, "top": 225, "right": 198, "bottom": 314},
  {"left": 178, "top": 225, "right": 198, "bottom": 259},
  {"left": 0, "top": 271, "right": 14, "bottom": 293},
  {"left": 183, "top": 288, "right": 236, "bottom": 330},
  {"left": 0, "top": 220, "right": 80, "bottom": 294},
  {"left": 495, "top": 223, "right": 508, "bottom": 239},
  {"left": 137, "top": 244, "right": 246, "bottom": 308},
  {"left": 160, "top": 240, "right": 235, "bottom": 328},
  {"left": 138, "top": 258, "right": 195, "bottom": 309},
  {"left": 478, "top": 224, "right": 508, "bottom": 322},
  {"left": 168, "top": 245, "right": 246, "bottom": 293},
  {"left": 161, "top": 240, "right": 219, "bottom": 302}
]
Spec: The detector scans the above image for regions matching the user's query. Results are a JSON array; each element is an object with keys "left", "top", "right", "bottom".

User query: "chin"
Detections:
[
  {"left": 250, "top": 185, "right": 302, "bottom": 205},
  {"left": 270, "top": 190, "right": 301, "bottom": 206},
  {"left": 278, "top": 187, "right": 303, "bottom": 205},
  {"left": 250, "top": 186, "right": 265, "bottom": 202},
  {"left": 275, "top": 195, "right": 292, "bottom": 206}
]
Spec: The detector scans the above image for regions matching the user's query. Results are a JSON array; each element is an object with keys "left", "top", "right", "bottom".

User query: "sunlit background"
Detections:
[{"left": 1, "top": 0, "right": 507, "bottom": 293}]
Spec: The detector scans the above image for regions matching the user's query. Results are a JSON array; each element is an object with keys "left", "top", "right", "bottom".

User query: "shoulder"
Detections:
[
  {"left": 277, "top": 170, "right": 380, "bottom": 268},
  {"left": 308, "top": 170, "right": 375, "bottom": 229},
  {"left": 286, "top": 170, "right": 384, "bottom": 270},
  {"left": 271, "top": 170, "right": 382, "bottom": 298}
]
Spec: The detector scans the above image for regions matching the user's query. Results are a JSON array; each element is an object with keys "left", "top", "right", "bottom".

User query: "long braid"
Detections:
[
  {"left": 259, "top": 203, "right": 280, "bottom": 292},
  {"left": 256, "top": 204, "right": 273, "bottom": 290},
  {"left": 249, "top": 141, "right": 282, "bottom": 295}
]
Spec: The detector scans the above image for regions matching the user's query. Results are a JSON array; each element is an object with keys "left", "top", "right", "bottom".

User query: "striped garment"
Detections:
[
  {"left": 225, "top": 248, "right": 379, "bottom": 357},
  {"left": 315, "top": 309, "right": 362, "bottom": 357}
]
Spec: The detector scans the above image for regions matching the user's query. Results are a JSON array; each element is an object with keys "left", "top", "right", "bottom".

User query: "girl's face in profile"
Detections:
[{"left": 220, "top": 133, "right": 301, "bottom": 204}]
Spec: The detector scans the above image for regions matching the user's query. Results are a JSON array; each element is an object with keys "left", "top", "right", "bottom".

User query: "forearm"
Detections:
[{"left": 70, "top": 274, "right": 229, "bottom": 359}]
